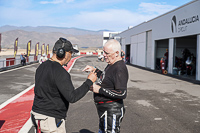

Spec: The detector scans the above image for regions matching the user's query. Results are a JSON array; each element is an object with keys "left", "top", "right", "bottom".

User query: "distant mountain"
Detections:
[
  {"left": 0, "top": 25, "right": 111, "bottom": 49},
  {"left": 0, "top": 25, "right": 106, "bottom": 35}
]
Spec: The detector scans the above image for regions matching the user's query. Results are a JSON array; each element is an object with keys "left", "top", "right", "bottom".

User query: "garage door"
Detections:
[{"left": 131, "top": 32, "right": 146, "bottom": 67}]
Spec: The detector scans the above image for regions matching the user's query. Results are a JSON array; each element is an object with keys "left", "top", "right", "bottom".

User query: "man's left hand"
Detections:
[{"left": 92, "top": 83, "right": 101, "bottom": 93}]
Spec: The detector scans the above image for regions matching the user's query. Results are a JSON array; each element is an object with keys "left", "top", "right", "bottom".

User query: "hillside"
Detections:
[{"left": 0, "top": 26, "right": 107, "bottom": 50}]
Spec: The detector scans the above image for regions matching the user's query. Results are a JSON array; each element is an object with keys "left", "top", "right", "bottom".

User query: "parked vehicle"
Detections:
[{"left": 185, "top": 54, "right": 196, "bottom": 76}]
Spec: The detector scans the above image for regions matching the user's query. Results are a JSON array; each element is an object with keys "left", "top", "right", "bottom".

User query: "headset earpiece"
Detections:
[
  {"left": 121, "top": 51, "right": 125, "bottom": 57},
  {"left": 56, "top": 39, "right": 65, "bottom": 58},
  {"left": 57, "top": 48, "right": 65, "bottom": 58}
]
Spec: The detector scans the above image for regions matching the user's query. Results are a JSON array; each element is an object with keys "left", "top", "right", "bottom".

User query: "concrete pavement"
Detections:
[
  {"left": 124, "top": 64, "right": 200, "bottom": 133},
  {"left": 1, "top": 56, "right": 200, "bottom": 133},
  {"left": 66, "top": 56, "right": 200, "bottom": 133}
]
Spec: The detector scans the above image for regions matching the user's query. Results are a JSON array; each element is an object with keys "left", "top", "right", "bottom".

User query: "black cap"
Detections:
[{"left": 53, "top": 37, "right": 79, "bottom": 53}]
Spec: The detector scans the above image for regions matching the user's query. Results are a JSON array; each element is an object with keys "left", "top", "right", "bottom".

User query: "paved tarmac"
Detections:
[
  {"left": 66, "top": 58, "right": 200, "bottom": 133},
  {"left": 65, "top": 56, "right": 200, "bottom": 133},
  {"left": 1, "top": 56, "right": 200, "bottom": 133},
  {"left": 0, "top": 63, "right": 39, "bottom": 105}
]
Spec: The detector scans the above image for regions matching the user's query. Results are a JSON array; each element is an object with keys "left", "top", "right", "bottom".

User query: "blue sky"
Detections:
[{"left": 0, "top": 0, "right": 192, "bottom": 31}]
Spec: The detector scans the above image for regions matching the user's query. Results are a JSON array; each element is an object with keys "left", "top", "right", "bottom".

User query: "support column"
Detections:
[
  {"left": 151, "top": 40, "right": 155, "bottom": 70},
  {"left": 196, "top": 34, "right": 200, "bottom": 81},
  {"left": 0, "top": 33, "right": 1, "bottom": 52},
  {"left": 168, "top": 38, "right": 174, "bottom": 74}
]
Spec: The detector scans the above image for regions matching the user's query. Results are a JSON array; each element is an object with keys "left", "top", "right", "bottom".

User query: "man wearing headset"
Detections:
[
  {"left": 31, "top": 37, "right": 97, "bottom": 133},
  {"left": 83, "top": 39, "right": 129, "bottom": 133}
]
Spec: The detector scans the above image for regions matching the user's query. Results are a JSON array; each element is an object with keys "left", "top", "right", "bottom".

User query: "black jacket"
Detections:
[
  {"left": 32, "top": 60, "right": 92, "bottom": 119},
  {"left": 95, "top": 60, "right": 129, "bottom": 102}
]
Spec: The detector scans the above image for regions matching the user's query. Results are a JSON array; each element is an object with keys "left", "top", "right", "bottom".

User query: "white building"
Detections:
[
  {"left": 103, "top": 32, "right": 120, "bottom": 46},
  {"left": 115, "top": 0, "right": 200, "bottom": 81}
]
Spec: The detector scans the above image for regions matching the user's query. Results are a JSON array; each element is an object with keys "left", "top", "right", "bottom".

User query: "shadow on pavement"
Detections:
[
  {"left": 0, "top": 120, "right": 5, "bottom": 129},
  {"left": 72, "top": 129, "right": 95, "bottom": 133}
]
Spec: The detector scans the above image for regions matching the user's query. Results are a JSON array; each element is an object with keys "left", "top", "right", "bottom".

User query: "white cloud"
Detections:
[
  {"left": 0, "top": 1, "right": 180, "bottom": 31},
  {"left": 66, "top": 0, "right": 74, "bottom": 3},
  {"left": 40, "top": 0, "right": 64, "bottom": 4},
  {"left": 57, "top": 2, "right": 179, "bottom": 31},
  {"left": 62, "top": 9, "right": 157, "bottom": 31},
  {"left": 39, "top": 0, "right": 74, "bottom": 4},
  {"left": 5, "top": 0, "right": 33, "bottom": 9},
  {"left": 139, "top": 2, "right": 177, "bottom": 15},
  {"left": 58, "top": 0, "right": 125, "bottom": 9}
]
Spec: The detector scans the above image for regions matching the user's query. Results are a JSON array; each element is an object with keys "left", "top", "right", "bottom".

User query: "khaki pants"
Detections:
[{"left": 31, "top": 110, "right": 66, "bottom": 133}]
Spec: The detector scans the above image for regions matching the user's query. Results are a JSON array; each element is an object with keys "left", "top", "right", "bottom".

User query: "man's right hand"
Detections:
[
  {"left": 82, "top": 65, "right": 95, "bottom": 72},
  {"left": 87, "top": 71, "right": 97, "bottom": 83}
]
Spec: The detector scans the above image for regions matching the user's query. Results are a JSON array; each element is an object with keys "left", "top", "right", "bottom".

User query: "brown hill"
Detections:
[
  {"left": 0, "top": 26, "right": 109, "bottom": 50},
  {"left": 0, "top": 25, "right": 106, "bottom": 35},
  {"left": 1, "top": 30, "right": 103, "bottom": 50}
]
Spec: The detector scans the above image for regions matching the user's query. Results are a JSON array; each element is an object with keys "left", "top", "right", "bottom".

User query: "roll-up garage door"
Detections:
[{"left": 131, "top": 32, "right": 146, "bottom": 67}]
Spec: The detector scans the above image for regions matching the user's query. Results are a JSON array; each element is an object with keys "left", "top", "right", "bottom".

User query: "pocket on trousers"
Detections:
[
  {"left": 47, "top": 117, "right": 57, "bottom": 132},
  {"left": 34, "top": 115, "right": 50, "bottom": 132},
  {"left": 39, "top": 117, "right": 50, "bottom": 132},
  {"left": 31, "top": 111, "right": 57, "bottom": 132},
  {"left": 35, "top": 116, "right": 57, "bottom": 132}
]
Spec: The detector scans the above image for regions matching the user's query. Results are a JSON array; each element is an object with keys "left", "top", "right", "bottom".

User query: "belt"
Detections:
[{"left": 96, "top": 99, "right": 120, "bottom": 104}]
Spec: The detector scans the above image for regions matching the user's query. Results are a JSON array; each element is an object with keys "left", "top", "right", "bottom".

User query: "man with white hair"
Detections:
[
  {"left": 39, "top": 54, "right": 48, "bottom": 64},
  {"left": 83, "top": 39, "right": 129, "bottom": 133}
]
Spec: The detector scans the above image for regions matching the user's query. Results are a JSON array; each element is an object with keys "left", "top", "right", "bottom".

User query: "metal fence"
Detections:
[{"left": 0, "top": 55, "right": 41, "bottom": 69}]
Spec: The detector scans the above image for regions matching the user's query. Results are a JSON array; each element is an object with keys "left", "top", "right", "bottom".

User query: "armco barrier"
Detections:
[
  {"left": 6, "top": 58, "right": 15, "bottom": 67},
  {"left": 0, "top": 55, "right": 42, "bottom": 72},
  {"left": 79, "top": 52, "right": 100, "bottom": 55},
  {"left": 93, "top": 52, "right": 98, "bottom": 55},
  {"left": 0, "top": 55, "right": 41, "bottom": 69},
  {"left": 80, "top": 52, "right": 86, "bottom": 55}
]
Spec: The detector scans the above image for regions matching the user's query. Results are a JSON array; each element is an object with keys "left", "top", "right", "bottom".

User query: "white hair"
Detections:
[{"left": 104, "top": 39, "right": 121, "bottom": 53}]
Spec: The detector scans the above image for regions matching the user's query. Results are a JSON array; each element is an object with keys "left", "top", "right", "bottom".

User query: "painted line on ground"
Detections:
[
  {"left": 0, "top": 84, "right": 35, "bottom": 110},
  {"left": 0, "top": 86, "right": 35, "bottom": 133},
  {"left": 0, "top": 63, "right": 37, "bottom": 74}
]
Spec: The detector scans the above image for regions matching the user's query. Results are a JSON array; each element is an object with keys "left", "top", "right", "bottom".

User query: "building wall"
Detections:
[
  {"left": 197, "top": 35, "right": 200, "bottom": 80},
  {"left": 119, "top": 0, "right": 200, "bottom": 41},
  {"left": 118, "top": 0, "right": 200, "bottom": 80},
  {"left": 121, "top": 38, "right": 126, "bottom": 53},
  {"left": 103, "top": 32, "right": 120, "bottom": 46}
]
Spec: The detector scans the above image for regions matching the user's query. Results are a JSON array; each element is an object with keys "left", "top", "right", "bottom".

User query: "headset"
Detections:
[
  {"left": 56, "top": 38, "right": 66, "bottom": 58},
  {"left": 121, "top": 51, "right": 125, "bottom": 57}
]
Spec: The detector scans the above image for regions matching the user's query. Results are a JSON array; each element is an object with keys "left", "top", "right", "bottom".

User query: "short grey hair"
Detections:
[{"left": 104, "top": 39, "right": 121, "bottom": 53}]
